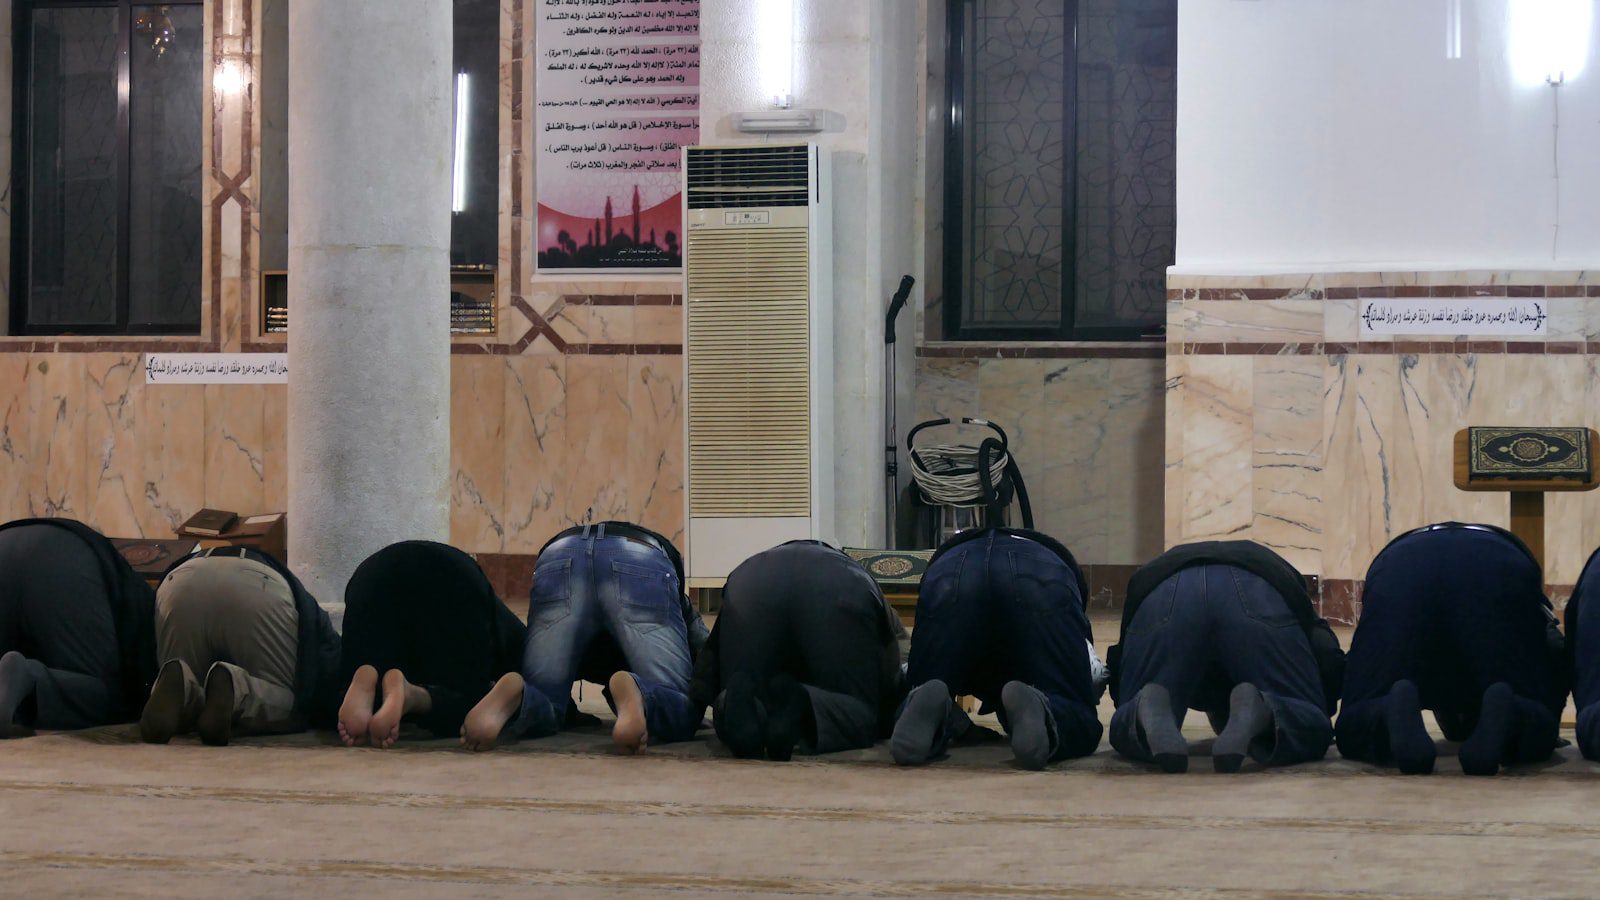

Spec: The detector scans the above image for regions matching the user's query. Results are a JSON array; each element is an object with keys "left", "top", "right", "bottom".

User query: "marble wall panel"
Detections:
[
  {"left": 1038, "top": 359, "right": 1110, "bottom": 562},
  {"left": 1178, "top": 356, "right": 1253, "bottom": 542},
  {"left": 0, "top": 354, "right": 29, "bottom": 518},
  {"left": 1180, "top": 299, "right": 1323, "bottom": 344},
  {"left": 1104, "top": 359, "right": 1167, "bottom": 564},
  {"left": 451, "top": 356, "right": 507, "bottom": 552},
  {"left": 203, "top": 383, "right": 267, "bottom": 516},
  {"left": 502, "top": 355, "right": 568, "bottom": 553},
  {"left": 1163, "top": 357, "right": 1186, "bottom": 548},
  {"left": 628, "top": 356, "right": 685, "bottom": 545},
  {"left": 910, "top": 355, "right": 1165, "bottom": 565},
  {"left": 1250, "top": 355, "right": 1322, "bottom": 573},
  {"left": 23, "top": 355, "right": 88, "bottom": 519},
  {"left": 82, "top": 355, "right": 147, "bottom": 537},
  {"left": 563, "top": 354, "right": 632, "bottom": 525},
  {"left": 261, "top": 385, "right": 288, "bottom": 513},
  {"left": 136, "top": 379, "right": 206, "bottom": 536}
]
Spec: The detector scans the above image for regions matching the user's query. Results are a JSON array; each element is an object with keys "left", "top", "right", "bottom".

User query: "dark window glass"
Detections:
[
  {"left": 13, "top": 0, "right": 204, "bottom": 335},
  {"left": 944, "top": 0, "right": 1175, "bottom": 340},
  {"left": 451, "top": 0, "right": 499, "bottom": 267},
  {"left": 128, "top": 3, "right": 203, "bottom": 327},
  {"left": 25, "top": 5, "right": 120, "bottom": 328}
]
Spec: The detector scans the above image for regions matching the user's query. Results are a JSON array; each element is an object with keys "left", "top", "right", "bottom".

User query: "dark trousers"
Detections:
[
  {"left": 1335, "top": 529, "right": 1560, "bottom": 766},
  {"left": 1110, "top": 565, "right": 1332, "bottom": 766},
  {"left": 1572, "top": 550, "right": 1600, "bottom": 759},
  {"left": 0, "top": 525, "right": 122, "bottom": 729},
  {"left": 901, "top": 531, "right": 1101, "bottom": 761},
  {"left": 340, "top": 543, "right": 522, "bottom": 738},
  {"left": 711, "top": 542, "right": 893, "bottom": 754},
  {"left": 515, "top": 529, "right": 696, "bottom": 743}
]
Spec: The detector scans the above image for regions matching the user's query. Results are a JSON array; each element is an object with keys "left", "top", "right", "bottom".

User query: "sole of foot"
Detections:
[
  {"left": 0, "top": 651, "right": 37, "bottom": 739},
  {"left": 1387, "top": 679, "right": 1436, "bottom": 775},
  {"left": 890, "top": 679, "right": 952, "bottom": 767},
  {"left": 1001, "top": 681, "right": 1054, "bottom": 771},
  {"left": 718, "top": 673, "right": 767, "bottom": 760},
  {"left": 338, "top": 665, "right": 379, "bottom": 748},
  {"left": 1459, "top": 682, "right": 1514, "bottom": 777},
  {"left": 1212, "top": 682, "right": 1273, "bottom": 774},
  {"left": 1136, "top": 683, "right": 1188, "bottom": 774},
  {"left": 461, "top": 672, "right": 524, "bottom": 752},
  {"left": 610, "top": 671, "right": 648, "bottom": 755},
  {"left": 368, "top": 669, "right": 413, "bottom": 750},
  {"left": 196, "top": 666, "right": 236, "bottom": 747},
  {"left": 140, "top": 660, "right": 191, "bottom": 744}
]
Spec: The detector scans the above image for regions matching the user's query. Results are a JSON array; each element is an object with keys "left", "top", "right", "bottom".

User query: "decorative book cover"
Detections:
[
  {"left": 179, "top": 508, "right": 239, "bottom": 537},
  {"left": 843, "top": 548, "right": 935, "bottom": 586},
  {"left": 1467, "top": 427, "right": 1592, "bottom": 481},
  {"left": 112, "top": 538, "right": 199, "bottom": 576}
]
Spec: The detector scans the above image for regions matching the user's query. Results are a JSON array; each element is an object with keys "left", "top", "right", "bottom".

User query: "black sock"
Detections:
[
  {"left": 764, "top": 673, "right": 812, "bottom": 762},
  {"left": 1459, "top": 682, "right": 1514, "bottom": 776},
  {"left": 1385, "top": 679, "right": 1435, "bottom": 775},
  {"left": 717, "top": 673, "right": 767, "bottom": 759},
  {"left": 0, "top": 652, "right": 39, "bottom": 739},
  {"left": 1134, "top": 683, "right": 1188, "bottom": 773}
]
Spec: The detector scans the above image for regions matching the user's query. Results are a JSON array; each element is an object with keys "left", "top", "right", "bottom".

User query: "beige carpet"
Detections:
[{"left": 3, "top": 618, "right": 1597, "bottom": 897}]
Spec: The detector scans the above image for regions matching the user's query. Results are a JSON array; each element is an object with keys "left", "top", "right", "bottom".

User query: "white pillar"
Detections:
[{"left": 287, "top": 1, "right": 452, "bottom": 604}]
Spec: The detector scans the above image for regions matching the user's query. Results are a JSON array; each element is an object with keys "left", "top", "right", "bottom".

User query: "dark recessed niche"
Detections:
[{"left": 261, "top": 268, "right": 496, "bottom": 336}]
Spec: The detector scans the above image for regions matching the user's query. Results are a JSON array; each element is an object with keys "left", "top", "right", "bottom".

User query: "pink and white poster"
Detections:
[{"left": 535, "top": 0, "right": 700, "bottom": 272}]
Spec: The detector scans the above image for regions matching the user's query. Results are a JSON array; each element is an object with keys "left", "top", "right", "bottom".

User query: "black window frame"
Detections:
[
  {"left": 11, "top": 0, "right": 205, "bottom": 336},
  {"left": 941, "top": 0, "right": 1162, "bottom": 342}
]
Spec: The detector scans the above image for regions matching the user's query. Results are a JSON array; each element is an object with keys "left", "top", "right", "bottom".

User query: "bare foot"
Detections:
[
  {"left": 610, "top": 671, "right": 649, "bottom": 755},
  {"left": 337, "top": 665, "right": 379, "bottom": 747},
  {"left": 462, "top": 672, "right": 524, "bottom": 752},
  {"left": 368, "top": 669, "right": 429, "bottom": 749}
]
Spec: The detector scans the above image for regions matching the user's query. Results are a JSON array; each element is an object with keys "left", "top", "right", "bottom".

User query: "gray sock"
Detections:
[
  {"left": 891, "top": 680, "right": 952, "bottom": 766},
  {"left": 1212, "top": 682, "right": 1273, "bottom": 773},
  {"left": 1001, "top": 681, "right": 1056, "bottom": 770}
]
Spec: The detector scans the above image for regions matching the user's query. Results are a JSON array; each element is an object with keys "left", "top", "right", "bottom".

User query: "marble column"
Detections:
[{"left": 287, "top": 2, "right": 452, "bottom": 603}]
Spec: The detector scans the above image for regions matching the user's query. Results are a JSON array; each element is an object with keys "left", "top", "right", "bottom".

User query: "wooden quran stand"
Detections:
[{"left": 1453, "top": 428, "right": 1600, "bottom": 571}]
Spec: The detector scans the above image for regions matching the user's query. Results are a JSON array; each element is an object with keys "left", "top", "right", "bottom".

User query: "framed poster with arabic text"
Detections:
[{"left": 535, "top": 0, "right": 700, "bottom": 273}]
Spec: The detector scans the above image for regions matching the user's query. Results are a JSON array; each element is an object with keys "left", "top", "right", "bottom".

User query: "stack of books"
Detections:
[{"left": 176, "top": 509, "right": 288, "bottom": 563}]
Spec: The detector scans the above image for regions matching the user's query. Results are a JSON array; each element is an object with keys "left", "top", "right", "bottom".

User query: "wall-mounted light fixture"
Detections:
[
  {"left": 758, "top": 0, "right": 796, "bottom": 108},
  {"left": 1445, "top": 0, "right": 1463, "bottom": 60},
  {"left": 213, "top": 58, "right": 245, "bottom": 96},
  {"left": 1509, "top": 0, "right": 1592, "bottom": 86},
  {"left": 452, "top": 71, "right": 469, "bottom": 214}
]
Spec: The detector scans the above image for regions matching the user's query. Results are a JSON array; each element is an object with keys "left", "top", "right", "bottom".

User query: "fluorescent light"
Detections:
[
  {"left": 758, "top": 0, "right": 795, "bottom": 108},
  {"left": 1445, "top": 0, "right": 1462, "bottom": 60},
  {"left": 452, "top": 72, "right": 469, "bottom": 213},
  {"left": 1508, "top": 0, "right": 1593, "bottom": 86},
  {"left": 734, "top": 109, "right": 822, "bottom": 133}
]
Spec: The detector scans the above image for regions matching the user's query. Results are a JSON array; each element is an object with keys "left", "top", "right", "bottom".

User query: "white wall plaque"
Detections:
[
  {"left": 1358, "top": 299, "right": 1548, "bottom": 336},
  {"left": 144, "top": 353, "right": 288, "bottom": 384}
]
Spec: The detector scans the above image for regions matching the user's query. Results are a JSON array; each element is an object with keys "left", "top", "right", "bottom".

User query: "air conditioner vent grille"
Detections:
[
  {"left": 686, "top": 145, "right": 811, "bottom": 209},
  {"left": 687, "top": 224, "right": 811, "bottom": 517}
]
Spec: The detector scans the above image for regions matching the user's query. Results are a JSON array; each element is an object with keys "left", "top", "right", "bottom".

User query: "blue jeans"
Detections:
[
  {"left": 514, "top": 527, "right": 696, "bottom": 743},
  {"left": 1335, "top": 527, "right": 1560, "bottom": 766},
  {"left": 899, "top": 531, "right": 1102, "bottom": 762},
  {"left": 1109, "top": 564, "right": 1332, "bottom": 767}
]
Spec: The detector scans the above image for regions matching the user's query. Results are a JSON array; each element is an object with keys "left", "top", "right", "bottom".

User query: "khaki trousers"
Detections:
[{"left": 156, "top": 556, "right": 300, "bottom": 735}]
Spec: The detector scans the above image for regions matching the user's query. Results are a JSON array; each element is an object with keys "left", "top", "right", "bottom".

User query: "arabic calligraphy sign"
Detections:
[
  {"left": 535, "top": 0, "right": 700, "bottom": 272},
  {"left": 1358, "top": 299, "right": 1548, "bottom": 336},
  {"left": 145, "top": 354, "right": 289, "bottom": 384}
]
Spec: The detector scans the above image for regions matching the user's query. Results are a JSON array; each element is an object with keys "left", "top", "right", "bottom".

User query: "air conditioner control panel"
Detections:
[{"left": 722, "top": 210, "right": 771, "bottom": 226}]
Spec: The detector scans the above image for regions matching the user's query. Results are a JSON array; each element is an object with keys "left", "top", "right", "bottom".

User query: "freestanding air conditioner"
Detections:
[{"left": 681, "top": 142, "right": 834, "bottom": 585}]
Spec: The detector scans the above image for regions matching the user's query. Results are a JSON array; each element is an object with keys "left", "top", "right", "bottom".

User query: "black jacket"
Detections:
[
  {"left": 0, "top": 517, "right": 159, "bottom": 719},
  {"left": 1109, "top": 540, "right": 1345, "bottom": 712},
  {"left": 165, "top": 546, "right": 344, "bottom": 728}
]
